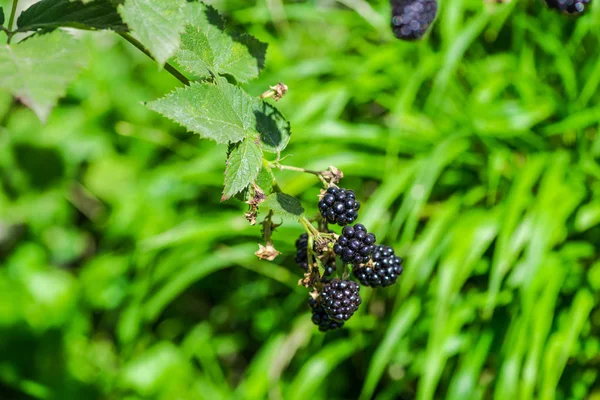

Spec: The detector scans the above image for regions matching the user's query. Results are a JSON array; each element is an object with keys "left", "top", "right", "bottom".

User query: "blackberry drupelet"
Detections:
[
  {"left": 333, "top": 224, "right": 376, "bottom": 265},
  {"left": 295, "top": 233, "right": 337, "bottom": 278},
  {"left": 320, "top": 279, "right": 362, "bottom": 321},
  {"left": 353, "top": 245, "right": 404, "bottom": 287},
  {"left": 309, "top": 297, "right": 344, "bottom": 332},
  {"left": 318, "top": 187, "right": 360, "bottom": 226},
  {"left": 545, "top": 0, "right": 590, "bottom": 13},
  {"left": 390, "top": 0, "right": 438, "bottom": 40}
]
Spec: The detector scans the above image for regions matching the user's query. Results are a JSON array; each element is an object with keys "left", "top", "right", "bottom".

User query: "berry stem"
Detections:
[
  {"left": 273, "top": 164, "right": 329, "bottom": 185},
  {"left": 7, "top": 0, "right": 18, "bottom": 32}
]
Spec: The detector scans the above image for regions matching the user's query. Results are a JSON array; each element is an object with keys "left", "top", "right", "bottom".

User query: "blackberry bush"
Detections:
[
  {"left": 320, "top": 279, "right": 362, "bottom": 321},
  {"left": 353, "top": 245, "right": 404, "bottom": 287},
  {"left": 318, "top": 187, "right": 360, "bottom": 226},
  {"left": 544, "top": 0, "right": 590, "bottom": 13},
  {"left": 391, "top": 0, "right": 438, "bottom": 40},
  {"left": 309, "top": 297, "right": 344, "bottom": 332},
  {"left": 333, "top": 224, "right": 377, "bottom": 265}
]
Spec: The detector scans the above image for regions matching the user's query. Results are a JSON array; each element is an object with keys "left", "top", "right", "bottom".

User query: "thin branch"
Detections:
[
  {"left": 118, "top": 32, "right": 190, "bottom": 86},
  {"left": 7, "top": 0, "right": 19, "bottom": 32}
]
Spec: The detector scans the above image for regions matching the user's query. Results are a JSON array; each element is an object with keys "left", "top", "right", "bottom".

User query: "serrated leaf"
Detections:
[
  {"left": 255, "top": 166, "right": 273, "bottom": 194},
  {"left": 254, "top": 100, "right": 291, "bottom": 153},
  {"left": 0, "top": 31, "right": 86, "bottom": 121},
  {"left": 261, "top": 193, "right": 304, "bottom": 220},
  {"left": 222, "top": 137, "right": 263, "bottom": 200},
  {"left": 0, "top": 7, "right": 4, "bottom": 26},
  {"left": 118, "top": 0, "right": 186, "bottom": 66},
  {"left": 176, "top": 3, "right": 267, "bottom": 82},
  {"left": 146, "top": 78, "right": 255, "bottom": 144},
  {"left": 147, "top": 77, "right": 291, "bottom": 151},
  {"left": 16, "top": 0, "right": 126, "bottom": 32}
]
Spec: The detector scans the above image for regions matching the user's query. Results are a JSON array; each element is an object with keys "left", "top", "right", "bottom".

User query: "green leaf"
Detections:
[
  {"left": 254, "top": 100, "right": 291, "bottom": 153},
  {"left": 255, "top": 165, "right": 274, "bottom": 194},
  {"left": 118, "top": 0, "right": 186, "bottom": 66},
  {"left": 222, "top": 137, "right": 263, "bottom": 200},
  {"left": 176, "top": 3, "right": 267, "bottom": 82},
  {"left": 0, "top": 30, "right": 86, "bottom": 121},
  {"left": 146, "top": 78, "right": 255, "bottom": 144},
  {"left": 261, "top": 193, "right": 304, "bottom": 220},
  {"left": 16, "top": 0, "right": 126, "bottom": 32},
  {"left": 0, "top": 7, "right": 4, "bottom": 26}
]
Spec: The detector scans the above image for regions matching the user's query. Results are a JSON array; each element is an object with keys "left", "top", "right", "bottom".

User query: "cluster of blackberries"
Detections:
[
  {"left": 545, "top": 0, "right": 590, "bottom": 13},
  {"left": 291, "top": 185, "right": 405, "bottom": 332},
  {"left": 318, "top": 187, "right": 360, "bottom": 226},
  {"left": 390, "top": 0, "right": 438, "bottom": 41}
]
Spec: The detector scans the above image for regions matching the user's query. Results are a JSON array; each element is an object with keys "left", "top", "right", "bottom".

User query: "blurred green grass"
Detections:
[{"left": 1, "top": 0, "right": 600, "bottom": 399}]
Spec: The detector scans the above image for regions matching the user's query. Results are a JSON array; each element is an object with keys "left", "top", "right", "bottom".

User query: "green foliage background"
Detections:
[{"left": 1, "top": 0, "right": 600, "bottom": 399}]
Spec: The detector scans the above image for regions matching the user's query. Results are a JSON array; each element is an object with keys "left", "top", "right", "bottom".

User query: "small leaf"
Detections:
[
  {"left": 255, "top": 166, "right": 274, "bottom": 194},
  {"left": 254, "top": 101, "right": 291, "bottom": 153},
  {"left": 0, "top": 31, "right": 87, "bottom": 121},
  {"left": 222, "top": 137, "right": 263, "bottom": 201},
  {"left": 0, "top": 7, "right": 4, "bottom": 26},
  {"left": 261, "top": 193, "right": 304, "bottom": 220},
  {"left": 176, "top": 3, "right": 267, "bottom": 82},
  {"left": 118, "top": 0, "right": 186, "bottom": 66},
  {"left": 16, "top": 0, "right": 126, "bottom": 32},
  {"left": 146, "top": 78, "right": 255, "bottom": 144}
]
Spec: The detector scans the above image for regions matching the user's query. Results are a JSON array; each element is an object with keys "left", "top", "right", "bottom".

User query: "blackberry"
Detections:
[
  {"left": 545, "top": 0, "right": 590, "bottom": 13},
  {"left": 318, "top": 187, "right": 360, "bottom": 226},
  {"left": 320, "top": 279, "right": 362, "bottom": 321},
  {"left": 353, "top": 245, "right": 404, "bottom": 287},
  {"left": 295, "top": 233, "right": 310, "bottom": 271},
  {"left": 333, "top": 224, "right": 376, "bottom": 265},
  {"left": 390, "top": 0, "right": 438, "bottom": 41},
  {"left": 295, "top": 233, "right": 337, "bottom": 277},
  {"left": 309, "top": 297, "right": 344, "bottom": 332}
]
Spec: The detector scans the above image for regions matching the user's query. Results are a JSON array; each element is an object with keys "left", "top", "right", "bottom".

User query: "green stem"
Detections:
[
  {"left": 7, "top": 0, "right": 18, "bottom": 32},
  {"left": 119, "top": 32, "right": 190, "bottom": 86}
]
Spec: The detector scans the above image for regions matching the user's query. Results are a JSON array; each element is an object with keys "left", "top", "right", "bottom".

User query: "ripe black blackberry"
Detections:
[
  {"left": 333, "top": 224, "right": 376, "bottom": 265},
  {"left": 545, "top": 0, "right": 590, "bottom": 13},
  {"left": 309, "top": 297, "right": 344, "bottom": 332},
  {"left": 295, "top": 233, "right": 337, "bottom": 277},
  {"left": 318, "top": 187, "right": 360, "bottom": 226},
  {"left": 353, "top": 245, "right": 404, "bottom": 287},
  {"left": 320, "top": 279, "right": 362, "bottom": 321},
  {"left": 295, "top": 233, "right": 310, "bottom": 271},
  {"left": 390, "top": 0, "right": 438, "bottom": 41}
]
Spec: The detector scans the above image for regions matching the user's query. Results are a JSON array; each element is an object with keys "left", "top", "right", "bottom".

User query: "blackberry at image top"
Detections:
[
  {"left": 545, "top": 0, "right": 590, "bottom": 13},
  {"left": 320, "top": 279, "right": 362, "bottom": 321},
  {"left": 309, "top": 297, "right": 344, "bottom": 332},
  {"left": 333, "top": 224, "right": 376, "bottom": 265},
  {"left": 391, "top": 0, "right": 438, "bottom": 41},
  {"left": 318, "top": 187, "right": 360, "bottom": 226},
  {"left": 295, "top": 233, "right": 336, "bottom": 277},
  {"left": 353, "top": 245, "right": 404, "bottom": 287}
]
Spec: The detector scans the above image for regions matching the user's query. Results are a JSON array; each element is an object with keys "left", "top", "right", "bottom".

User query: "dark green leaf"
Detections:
[
  {"left": 0, "top": 7, "right": 4, "bottom": 26},
  {"left": 254, "top": 100, "right": 291, "bottom": 154},
  {"left": 222, "top": 137, "right": 263, "bottom": 201},
  {"left": 16, "top": 0, "right": 126, "bottom": 32},
  {"left": 118, "top": 0, "right": 187, "bottom": 66},
  {"left": 0, "top": 30, "right": 87, "bottom": 121},
  {"left": 261, "top": 193, "right": 304, "bottom": 220}
]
